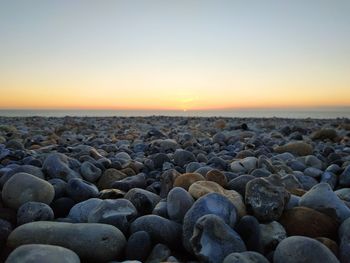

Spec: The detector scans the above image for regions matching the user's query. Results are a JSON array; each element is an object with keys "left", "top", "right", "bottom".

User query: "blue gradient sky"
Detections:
[{"left": 0, "top": 0, "right": 349, "bottom": 110}]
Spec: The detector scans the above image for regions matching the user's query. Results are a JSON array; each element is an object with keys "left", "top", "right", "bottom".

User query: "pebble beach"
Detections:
[{"left": 0, "top": 116, "right": 350, "bottom": 263}]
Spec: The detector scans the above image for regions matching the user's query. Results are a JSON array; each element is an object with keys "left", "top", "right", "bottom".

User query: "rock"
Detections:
[
  {"left": 245, "top": 177, "right": 290, "bottom": 221},
  {"left": 339, "top": 217, "right": 350, "bottom": 263},
  {"left": 97, "top": 168, "right": 127, "bottom": 190},
  {"left": 99, "top": 188, "right": 125, "bottom": 199},
  {"left": 125, "top": 231, "right": 152, "bottom": 261},
  {"left": 188, "top": 181, "right": 246, "bottom": 217},
  {"left": 335, "top": 188, "right": 350, "bottom": 202},
  {"left": 152, "top": 199, "right": 168, "bottom": 218},
  {"left": 1, "top": 165, "right": 45, "bottom": 188},
  {"left": 280, "top": 206, "right": 339, "bottom": 239},
  {"left": 43, "top": 153, "right": 80, "bottom": 181},
  {"left": 182, "top": 193, "right": 238, "bottom": 252},
  {"left": 125, "top": 188, "right": 161, "bottom": 215},
  {"left": 66, "top": 178, "right": 99, "bottom": 202},
  {"left": 227, "top": 175, "right": 255, "bottom": 198},
  {"left": 206, "top": 169, "right": 228, "bottom": 187},
  {"left": 273, "top": 236, "right": 339, "bottom": 263},
  {"left": 173, "top": 149, "right": 196, "bottom": 167},
  {"left": 151, "top": 153, "right": 171, "bottom": 169},
  {"left": 2, "top": 172, "right": 55, "bottom": 209},
  {"left": 299, "top": 183, "right": 350, "bottom": 222},
  {"left": 311, "top": 129, "right": 338, "bottom": 140},
  {"left": 230, "top": 157, "right": 258, "bottom": 174},
  {"left": 159, "top": 169, "right": 181, "bottom": 198},
  {"left": 67, "top": 198, "right": 103, "bottom": 222},
  {"left": 274, "top": 141, "right": 313, "bottom": 156},
  {"left": 7, "top": 221, "right": 126, "bottom": 262},
  {"left": 304, "top": 167, "right": 323, "bottom": 178},
  {"left": 130, "top": 215, "right": 182, "bottom": 246},
  {"left": 112, "top": 173, "right": 147, "bottom": 192},
  {"left": 235, "top": 215, "right": 262, "bottom": 252},
  {"left": 17, "top": 202, "right": 54, "bottom": 225},
  {"left": 88, "top": 199, "right": 137, "bottom": 234},
  {"left": 259, "top": 221, "right": 287, "bottom": 253},
  {"left": 167, "top": 187, "right": 194, "bottom": 223},
  {"left": 315, "top": 237, "right": 339, "bottom": 257},
  {"left": 223, "top": 251, "right": 269, "bottom": 263},
  {"left": 173, "top": 173, "right": 205, "bottom": 190},
  {"left": 293, "top": 173, "right": 318, "bottom": 190},
  {"left": 190, "top": 214, "right": 246, "bottom": 263},
  {"left": 339, "top": 165, "right": 350, "bottom": 187},
  {"left": 214, "top": 119, "right": 226, "bottom": 129},
  {"left": 321, "top": 171, "right": 337, "bottom": 189},
  {"left": 5, "top": 244, "right": 80, "bottom": 263},
  {"left": 303, "top": 155, "right": 323, "bottom": 169},
  {"left": 48, "top": 178, "right": 67, "bottom": 199},
  {"left": 146, "top": 243, "right": 171, "bottom": 263},
  {"left": 80, "top": 161, "right": 102, "bottom": 182}
]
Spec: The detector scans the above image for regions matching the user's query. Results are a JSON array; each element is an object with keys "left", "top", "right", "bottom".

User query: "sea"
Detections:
[{"left": 0, "top": 108, "right": 349, "bottom": 119}]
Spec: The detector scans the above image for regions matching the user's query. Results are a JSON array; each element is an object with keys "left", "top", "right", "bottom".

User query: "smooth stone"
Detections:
[
  {"left": 159, "top": 169, "right": 181, "bottom": 198},
  {"left": 335, "top": 188, "right": 350, "bottom": 202},
  {"left": 5, "top": 244, "right": 80, "bottom": 263},
  {"left": 274, "top": 141, "right": 313, "bottom": 156},
  {"left": 152, "top": 200, "right": 168, "bottom": 218},
  {"left": 281, "top": 174, "right": 303, "bottom": 191},
  {"left": 339, "top": 165, "right": 350, "bottom": 187},
  {"left": 126, "top": 231, "right": 152, "bottom": 261},
  {"left": 130, "top": 215, "right": 182, "bottom": 246},
  {"left": 339, "top": 217, "right": 350, "bottom": 262},
  {"left": 66, "top": 178, "right": 99, "bottom": 202},
  {"left": 259, "top": 221, "right": 287, "bottom": 253},
  {"left": 87, "top": 199, "right": 137, "bottom": 234},
  {"left": 311, "top": 129, "right": 337, "bottom": 140},
  {"left": 2, "top": 172, "right": 55, "bottom": 209},
  {"left": 245, "top": 177, "right": 290, "bottom": 221},
  {"left": 42, "top": 153, "right": 80, "bottom": 181},
  {"left": 185, "top": 162, "right": 203, "bottom": 173},
  {"left": 173, "top": 173, "right": 205, "bottom": 190},
  {"left": 48, "top": 178, "right": 67, "bottom": 199},
  {"left": 299, "top": 183, "right": 350, "bottom": 222},
  {"left": 99, "top": 188, "right": 125, "bottom": 199},
  {"left": 273, "top": 236, "right": 339, "bottom": 263},
  {"left": 190, "top": 214, "right": 246, "bottom": 263},
  {"left": 112, "top": 173, "right": 147, "bottom": 192},
  {"left": 194, "top": 166, "right": 214, "bottom": 177},
  {"left": 227, "top": 175, "right": 255, "bottom": 198},
  {"left": 17, "top": 202, "right": 54, "bottom": 225},
  {"left": 223, "top": 251, "right": 269, "bottom": 263},
  {"left": 0, "top": 165, "right": 45, "bottom": 187},
  {"left": 80, "top": 161, "right": 102, "bottom": 182},
  {"left": 97, "top": 168, "right": 127, "bottom": 190},
  {"left": 7, "top": 221, "right": 126, "bottom": 262},
  {"left": 182, "top": 192, "right": 238, "bottom": 252},
  {"left": 146, "top": 243, "right": 171, "bottom": 263},
  {"left": 293, "top": 173, "right": 318, "bottom": 190},
  {"left": 304, "top": 167, "right": 323, "bottom": 178},
  {"left": 315, "top": 237, "right": 339, "bottom": 257},
  {"left": 321, "top": 171, "right": 338, "bottom": 189},
  {"left": 50, "top": 197, "right": 75, "bottom": 218},
  {"left": 285, "top": 194, "right": 301, "bottom": 210},
  {"left": 235, "top": 215, "right": 262, "bottom": 252},
  {"left": 206, "top": 169, "right": 228, "bottom": 187},
  {"left": 173, "top": 149, "right": 196, "bottom": 167},
  {"left": 302, "top": 155, "right": 323, "bottom": 169},
  {"left": 125, "top": 188, "right": 161, "bottom": 215},
  {"left": 188, "top": 181, "right": 246, "bottom": 217},
  {"left": 67, "top": 198, "right": 103, "bottom": 222},
  {"left": 151, "top": 153, "right": 171, "bottom": 169},
  {"left": 167, "top": 187, "right": 194, "bottom": 223}
]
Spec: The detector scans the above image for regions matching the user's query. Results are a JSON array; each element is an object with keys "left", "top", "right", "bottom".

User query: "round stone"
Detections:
[
  {"left": 206, "top": 169, "right": 228, "bottom": 187},
  {"left": 17, "top": 202, "right": 54, "bottom": 225},
  {"left": 125, "top": 188, "right": 161, "bottom": 216},
  {"left": 5, "top": 244, "right": 80, "bottom": 263},
  {"left": 7, "top": 221, "right": 126, "bottom": 262},
  {"left": 167, "top": 187, "right": 194, "bottom": 223},
  {"left": 223, "top": 251, "right": 269, "bottom": 263},
  {"left": 273, "top": 236, "right": 339, "bottom": 263},
  {"left": 2, "top": 172, "right": 55, "bottom": 209},
  {"left": 125, "top": 231, "right": 152, "bottom": 261},
  {"left": 80, "top": 161, "right": 102, "bottom": 182},
  {"left": 173, "top": 173, "right": 205, "bottom": 190},
  {"left": 66, "top": 178, "right": 99, "bottom": 202}
]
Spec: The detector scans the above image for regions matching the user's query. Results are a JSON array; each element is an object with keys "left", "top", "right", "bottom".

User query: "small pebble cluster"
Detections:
[{"left": 0, "top": 116, "right": 350, "bottom": 263}]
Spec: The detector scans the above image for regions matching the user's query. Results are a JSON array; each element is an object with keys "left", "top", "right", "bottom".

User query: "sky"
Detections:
[{"left": 0, "top": 0, "right": 349, "bottom": 110}]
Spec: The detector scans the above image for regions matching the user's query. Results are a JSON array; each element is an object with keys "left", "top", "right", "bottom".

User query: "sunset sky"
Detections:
[{"left": 0, "top": 1, "right": 349, "bottom": 110}]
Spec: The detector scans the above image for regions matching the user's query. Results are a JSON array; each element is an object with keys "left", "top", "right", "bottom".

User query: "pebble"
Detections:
[
  {"left": 17, "top": 201, "right": 54, "bottom": 225},
  {"left": 223, "top": 251, "right": 269, "bottom": 263},
  {"left": 80, "top": 161, "right": 102, "bottom": 182},
  {"left": 7, "top": 221, "right": 126, "bottom": 262},
  {"left": 5, "top": 244, "right": 80, "bottom": 263},
  {"left": 167, "top": 187, "right": 194, "bottom": 223},
  {"left": 125, "top": 231, "right": 152, "bottom": 261},
  {"left": 66, "top": 178, "right": 99, "bottom": 202},
  {"left": 2, "top": 172, "right": 55, "bottom": 209},
  {"left": 125, "top": 188, "right": 161, "bottom": 215}
]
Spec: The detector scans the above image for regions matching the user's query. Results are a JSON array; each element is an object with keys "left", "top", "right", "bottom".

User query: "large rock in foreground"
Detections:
[
  {"left": 5, "top": 244, "right": 80, "bottom": 263},
  {"left": 274, "top": 236, "right": 340, "bottom": 263},
  {"left": 7, "top": 221, "right": 126, "bottom": 262}
]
